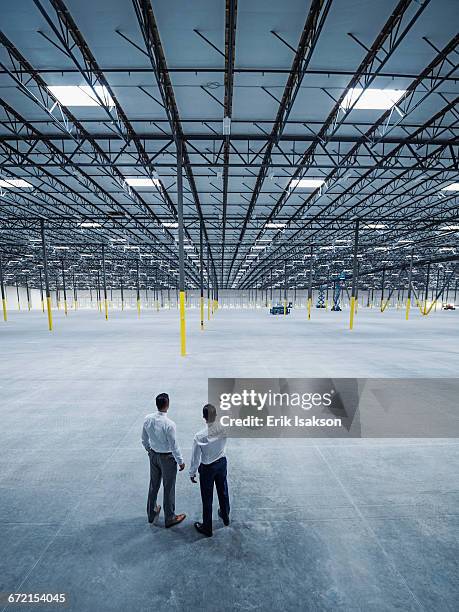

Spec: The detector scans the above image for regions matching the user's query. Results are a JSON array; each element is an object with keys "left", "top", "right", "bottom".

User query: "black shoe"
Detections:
[
  {"left": 194, "top": 522, "right": 212, "bottom": 537},
  {"left": 218, "top": 509, "right": 230, "bottom": 526},
  {"left": 148, "top": 505, "right": 161, "bottom": 524}
]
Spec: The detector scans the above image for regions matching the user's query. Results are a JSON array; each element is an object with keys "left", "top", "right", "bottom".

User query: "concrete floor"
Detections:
[{"left": 1, "top": 306, "right": 458, "bottom": 612}]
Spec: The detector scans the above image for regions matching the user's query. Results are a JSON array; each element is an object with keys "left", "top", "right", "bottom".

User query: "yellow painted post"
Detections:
[
  {"left": 307, "top": 297, "right": 312, "bottom": 320},
  {"left": 46, "top": 296, "right": 53, "bottom": 331},
  {"left": 284, "top": 299, "right": 287, "bottom": 316},
  {"left": 64, "top": 300, "right": 68, "bottom": 316},
  {"left": 2, "top": 298, "right": 7, "bottom": 322},
  {"left": 349, "top": 296, "right": 355, "bottom": 330},
  {"left": 200, "top": 296, "right": 204, "bottom": 330},
  {"left": 180, "top": 290, "right": 186, "bottom": 356},
  {"left": 41, "top": 299, "right": 44, "bottom": 313},
  {"left": 405, "top": 297, "right": 411, "bottom": 320},
  {"left": 104, "top": 298, "right": 108, "bottom": 320},
  {"left": 137, "top": 299, "right": 141, "bottom": 317}
]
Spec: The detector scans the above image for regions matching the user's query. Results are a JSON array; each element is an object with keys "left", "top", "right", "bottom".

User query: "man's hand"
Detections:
[
  {"left": 190, "top": 476, "right": 197, "bottom": 483},
  {"left": 179, "top": 463, "right": 185, "bottom": 471}
]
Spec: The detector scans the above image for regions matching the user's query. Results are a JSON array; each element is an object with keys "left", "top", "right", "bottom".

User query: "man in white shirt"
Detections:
[
  {"left": 190, "top": 404, "right": 230, "bottom": 537},
  {"left": 141, "top": 393, "right": 186, "bottom": 528}
]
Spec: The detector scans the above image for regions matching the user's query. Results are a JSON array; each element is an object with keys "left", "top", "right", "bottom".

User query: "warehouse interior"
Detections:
[{"left": 1, "top": 0, "right": 458, "bottom": 611}]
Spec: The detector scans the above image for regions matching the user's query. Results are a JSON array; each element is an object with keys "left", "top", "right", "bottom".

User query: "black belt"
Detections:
[{"left": 150, "top": 450, "right": 172, "bottom": 456}]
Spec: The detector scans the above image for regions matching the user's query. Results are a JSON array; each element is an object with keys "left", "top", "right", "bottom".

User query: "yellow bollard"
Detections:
[
  {"left": 137, "top": 298, "right": 141, "bottom": 317},
  {"left": 46, "top": 296, "right": 53, "bottom": 331},
  {"left": 349, "top": 296, "right": 355, "bottom": 330},
  {"left": 64, "top": 300, "right": 68, "bottom": 316},
  {"left": 307, "top": 297, "right": 312, "bottom": 320},
  {"left": 2, "top": 298, "right": 7, "bottom": 322},
  {"left": 104, "top": 299, "right": 108, "bottom": 320},
  {"left": 405, "top": 297, "right": 411, "bottom": 320},
  {"left": 284, "top": 299, "right": 287, "bottom": 316},
  {"left": 180, "top": 290, "right": 186, "bottom": 356}
]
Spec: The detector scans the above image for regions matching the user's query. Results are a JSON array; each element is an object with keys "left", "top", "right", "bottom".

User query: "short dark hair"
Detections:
[
  {"left": 156, "top": 393, "right": 169, "bottom": 411},
  {"left": 203, "top": 403, "right": 216, "bottom": 423}
]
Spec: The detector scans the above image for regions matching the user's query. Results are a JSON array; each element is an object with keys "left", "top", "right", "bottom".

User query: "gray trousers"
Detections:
[{"left": 147, "top": 450, "right": 177, "bottom": 523}]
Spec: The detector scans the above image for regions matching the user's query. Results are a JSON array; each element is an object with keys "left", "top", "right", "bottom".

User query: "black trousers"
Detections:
[{"left": 198, "top": 456, "right": 230, "bottom": 535}]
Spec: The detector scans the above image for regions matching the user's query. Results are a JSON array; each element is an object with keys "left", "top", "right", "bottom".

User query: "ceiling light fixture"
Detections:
[
  {"left": 48, "top": 85, "right": 114, "bottom": 107},
  {"left": 125, "top": 177, "right": 160, "bottom": 187},
  {"left": 80, "top": 222, "right": 101, "bottom": 228},
  {"left": 265, "top": 222, "right": 286, "bottom": 229},
  {"left": 340, "top": 88, "right": 406, "bottom": 110},
  {"left": 290, "top": 178, "right": 325, "bottom": 189},
  {"left": 441, "top": 183, "right": 459, "bottom": 191},
  {"left": 0, "top": 178, "right": 33, "bottom": 188}
]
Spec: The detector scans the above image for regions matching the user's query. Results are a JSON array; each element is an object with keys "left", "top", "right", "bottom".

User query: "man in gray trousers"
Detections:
[{"left": 141, "top": 393, "right": 186, "bottom": 528}]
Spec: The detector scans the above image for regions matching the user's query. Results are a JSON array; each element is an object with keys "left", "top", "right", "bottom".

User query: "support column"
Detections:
[
  {"left": 38, "top": 268, "right": 44, "bottom": 312},
  {"left": 120, "top": 275, "right": 124, "bottom": 311},
  {"left": 61, "top": 259, "right": 68, "bottom": 316},
  {"left": 25, "top": 275, "right": 31, "bottom": 311},
  {"left": 207, "top": 245, "right": 211, "bottom": 319},
  {"left": 72, "top": 273, "right": 78, "bottom": 310},
  {"left": 177, "top": 139, "right": 186, "bottom": 356},
  {"left": 325, "top": 265, "right": 330, "bottom": 310},
  {"left": 136, "top": 259, "right": 141, "bottom": 317},
  {"left": 270, "top": 268, "right": 273, "bottom": 308},
  {"left": 283, "top": 260, "right": 287, "bottom": 315},
  {"left": 380, "top": 267, "right": 386, "bottom": 311},
  {"left": 0, "top": 254, "right": 7, "bottom": 321},
  {"left": 200, "top": 223, "right": 204, "bottom": 330},
  {"left": 423, "top": 260, "right": 431, "bottom": 315},
  {"left": 406, "top": 250, "right": 414, "bottom": 320},
  {"left": 349, "top": 220, "right": 359, "bottom": 330},
  {"left": 434, "top": 267, "right": 440, "bottom": 311},
  {"left": 101, "top": 245, "right": 108, "bottom": 320},
  {"left": 16, "top": 280, "right": 20, "bottom": 311},
  {"left": 96, "top": 271, "right": 101, "bottom": 312},
  {"left": 40, "top": 220, "right": 53, "bottom": 331},
  {"left": 307, "top": 245, "right": 313, "bottom": 320},
  {"left": 155, "top": 267, "right": 159, "bottom": 311}
]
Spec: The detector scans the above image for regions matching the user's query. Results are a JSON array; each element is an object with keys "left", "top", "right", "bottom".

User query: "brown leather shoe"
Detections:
[{"left": 165, "top": 513, "right": 186, "bottom": 528}]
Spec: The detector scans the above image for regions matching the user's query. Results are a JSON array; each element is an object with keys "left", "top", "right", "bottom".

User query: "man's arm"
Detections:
[
  {"left": 189, "top": 436, "right": 201, "bottom": 482},
  {"left": 166, "top": 422, "right": 184, "bottom": 468},
  {"left": 141, "top": 421, "right": 150, "bottom": 452}
]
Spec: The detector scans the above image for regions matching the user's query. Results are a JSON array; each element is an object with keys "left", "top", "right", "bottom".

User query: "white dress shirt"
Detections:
[
  {"left": 189, "top": 422, "right": 227, "bottom": 477},
  {"left": 141, "top": 411, "right": 184, "bottom": 465}
]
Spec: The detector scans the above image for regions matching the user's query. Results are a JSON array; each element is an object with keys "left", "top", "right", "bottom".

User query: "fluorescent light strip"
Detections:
[
  {"left": 290, "top": 178, "right": 325, "bottom": 189},
  {"left": 125, "top": 177, "right": 160, "bottom": 187},
  {"left": 0, "top": 178, "right": 33, "bottom": 188},
  {"left": 340, "top": 88, "right": 406, "bottom": 110},
  {"left": 441, "top": 183, "right": 459, "bottom": 191},
  {"left": 48, "top": 85, "right": 114, "bottom": 107}
]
